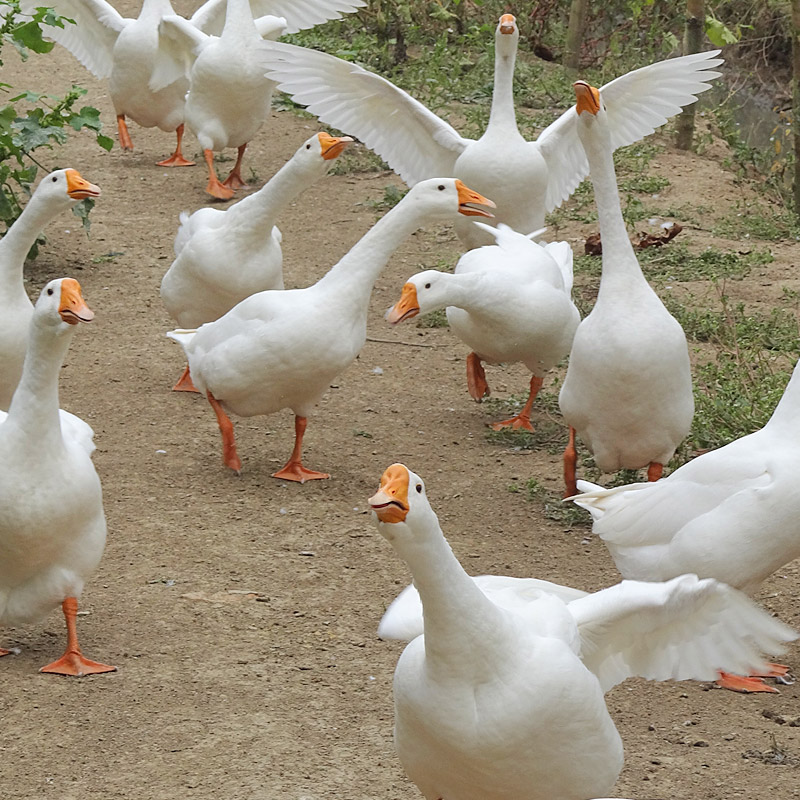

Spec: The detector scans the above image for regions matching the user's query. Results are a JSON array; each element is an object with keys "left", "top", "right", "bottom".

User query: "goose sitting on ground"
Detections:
[
  {"left": 571, "top": 355, "right": 800, "bottom": 692},
  {"left": 386, "top": 222, "right": 579, "bottom": 431},
  {"left": 0, "top": 278, "right": 115, "bottom": 676},
  {"left": 155, "top": 0, "right": 363, "bottom": 199},
  {"left": 167, "top": 178, "right": 494, "bottom": 480},
  {"left": 558, "top": 81, "right": 693, "bottom": 497},
  {"left": 260, "top": 14, "right": 722, "bottom": 247},
  {"left": 161, "top": 131, "right": 352, "bottom": 390},
  {"left": 0, "top": 168, "right": 101, "bottom": 411},
  {"left": 369, "top": 463, "right": 796, "bottom": 800}
]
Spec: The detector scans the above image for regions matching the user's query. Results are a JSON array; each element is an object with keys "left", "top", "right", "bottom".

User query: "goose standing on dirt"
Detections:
[
  {"left": 0, "top": 278, "right": 115, "bottom": 676},
  {"left": 260, "top": 14, "right": 722, "bottom": 247},
  {"left": 368, "top": 463, "right": 796, "bottom": 800},
  {"left": 558, "top": 81, "right": 693, "bottom": 496},
  {"left": 0, "top": 168, "right": 101, "bottom": 410},
  {"left": 31, "top": 0, "right": 196, "bottom": 165},
  {"left": 571, "top": 355, "right": 800, "bottom": 692},
  {"left": 155, "top": 0, "right": 364, "bottom": 199},
  {"left": 386, "top": 222, "right": 579, "bottom": 430},
  {"left": 167, "top": 178, "right": 494, "bottom": 480}
]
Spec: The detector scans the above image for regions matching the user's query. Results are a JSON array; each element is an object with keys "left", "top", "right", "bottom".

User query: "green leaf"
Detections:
[
  {"left": 71, "top": 197, "right": 93, "bottom": 233},
  {"left": 68, "top": 104, "right": 102, "bottom": 132},
  {"left": 705, "top": 16, "right": 740, "bottom": 47},
  {"left": 10, "top": 20, "right": 55, "bottom": 54},
  {"left": 96, "top": 133, "right": 114, "bottom": 151}
]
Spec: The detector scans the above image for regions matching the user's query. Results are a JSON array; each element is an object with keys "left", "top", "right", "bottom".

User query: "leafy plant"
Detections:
[{"left": 0, "top": 0, "right": 112, "bottom": 237}]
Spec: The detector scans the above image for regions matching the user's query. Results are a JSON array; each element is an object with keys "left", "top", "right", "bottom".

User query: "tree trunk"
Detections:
[
  {"left": 792, "top": 0, "right": 800, "bottom": 213},
  {"left": 563, "top": 0, "right": 589, "bottom": 74},
  {"left": 675, "top": 0, "right": 705, "bottom": 150}
]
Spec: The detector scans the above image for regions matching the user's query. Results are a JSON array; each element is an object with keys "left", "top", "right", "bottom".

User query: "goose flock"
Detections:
[{"left": 3, "top": 3, "right": 799, "bottom": 799}]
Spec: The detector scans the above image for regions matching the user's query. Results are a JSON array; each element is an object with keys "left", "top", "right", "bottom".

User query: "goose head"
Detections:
[
  {"left": 496, "top": 13, "right": 519, "bottom": 54},
  {"left": 405, "top": 177, "right": 495, "bottom": 220},
  {"left": 573, "top": 80, "right": 610, "bottom": 149},
  {"left": 33, "top": 169, "right": 101, "bottom": 208},
  {"left": 34, "top": 278, "right": 95, "bottom": 332},
  {"left": 385, "top": 270, "right": 447, "bottom": 324},
  {"left": 297, "top": 131, "right": 354, "bottom": 174},
  {"left": 369, "top": 463, "right": 437, "bottom": 541}
]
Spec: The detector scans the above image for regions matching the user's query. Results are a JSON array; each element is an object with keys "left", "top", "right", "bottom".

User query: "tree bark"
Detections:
[
  {"left": 563, "top": 0, "right": 589, "bottom": 74},
  {"left": 675, "top": 0, "right": 706, "bottom": 150}
]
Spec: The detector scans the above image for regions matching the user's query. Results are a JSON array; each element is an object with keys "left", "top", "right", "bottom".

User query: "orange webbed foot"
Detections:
[
  {"left": 157, "top": 153, "right": 196, "bottom": 167},
  {"left": 205, "top": 178, "right": 235, "bottom": 201},
  {"left": 0, "top": 647, "right": 13, "bottom": 657},
  {"left": 750, "top": 662, "right": 792, "bottom": 679},
  {"left": 222, "top": 171, "right": 247, "bottom": 190},
  {"left": 489, "top": 414, "right": 534, "bottom": 433},
  {"left": 466, "top": 352, "right": 490, "bottom": 402},
  {"left": 272, "top": 461, "right": 330, "bottom": 483},
  {"left": 716, "top": 671, "right": 781, "bottom": 693},
  {"left": 40, "top": 650, "right": 116, "bottom": 677},
  {"left": 172, "top": 365, "right": 200, "bottom": 393}
]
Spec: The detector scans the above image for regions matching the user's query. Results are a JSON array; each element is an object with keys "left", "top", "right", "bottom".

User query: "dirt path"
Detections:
[{"left": 2, "top": 7, "right": 799, "bottom": 799}]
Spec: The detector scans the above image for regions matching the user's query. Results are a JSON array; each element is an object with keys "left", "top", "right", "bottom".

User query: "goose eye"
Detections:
[
  {"left": 52, "top": 176, "right": 57, "bottom": 183},
  {"left": 306, "top": 144, "right": 311, "bottom": 149},
  {"left": 415, "top": 483, "right": 422, "bottom": 493},
  {"left": 437, "top": 184, "right": 445, "bottom": 191},
  {"left": 424, "top": 283, "right": 431, "bottom": 289},
  {"left": 47, "top": 287, "right": 54, "bottom": 296}
]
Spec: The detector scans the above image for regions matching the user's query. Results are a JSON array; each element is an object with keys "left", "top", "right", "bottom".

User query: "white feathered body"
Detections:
[
  {"left": 0, "top": 427, "right": 105, "bottom": 625},
  {"left": 393, "top": 593, "right": 623, "bottom": 800},
  {"left": 109, "top": 4, "right": 188, "bottom": 131}
]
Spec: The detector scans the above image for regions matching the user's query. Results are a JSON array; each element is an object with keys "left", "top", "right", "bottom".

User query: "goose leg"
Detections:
[
  {"left": 157, "top": 124, "right": 196, "bottom": 167},
  {"left": 466, "top": 352, "right": 490, "bottom": 401},
  {"left": 490, "top": 375, "right": 543, "bottom": 432},
  {"left": 272, "top": 416, "right": 329, "bottom": 483},
  {"left": 203, "top": 149, "right": 235, "bottom": 201},
  {"left": 222, "top": 144, "right": 248, "bottom": 190},
  {"left": 116, "top": 114, "right": 134, "bottom": 151},
  {"left": 563, "top": 426, "right": 578, "bottom": 498},
  {"left": 207, "top": 390, "right": 242, "bottom": 473},
  {"left": 39, "top": 597, "right": 116, "bottom": 677},
  {"left": 647, "top": 461, "right": 663, "bottom": 481},
  {"left": 172, "top": 365, "right": 199, "bottom": 393}
]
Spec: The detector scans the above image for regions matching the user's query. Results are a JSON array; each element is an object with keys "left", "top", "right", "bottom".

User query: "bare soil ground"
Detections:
[{"left": 2, "top": 10, "right": 800, "bottom": 799}]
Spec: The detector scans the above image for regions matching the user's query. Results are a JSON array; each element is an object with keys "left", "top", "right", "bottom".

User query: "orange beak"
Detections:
[
  {"left": 386, "top": 283, "right": 420, "bottom": 325},
  {"left": 318, "top": 132, "right": 354, "bottom": 160},
  {"left": 65, "top": 169, "right": 101, "bottom": 200},
  {"left": 59, "top": 278, "right": 94, "bottom": 325},
  {"left": 499, "top": 13, "right": 516, "bottom": 34},
  {"left": 369, "top": 464, "right": 410, "bottom": 524},
  {"left": 455, "top": 180, "right": 495, "bottom": 217},
  {"left": 574, "top": 81, "right": 601, "bottom": 116}
]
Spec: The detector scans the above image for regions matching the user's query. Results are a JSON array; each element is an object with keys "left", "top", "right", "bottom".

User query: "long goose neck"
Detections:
[
  {"left": 432, "top": 272, "right": 486, "bottom": 313},
  {"left": 316, "top": 200, "right": 430, "bottom": 309},
  {"left": 222, "top": 0, "right": 255, "bottom": 38},
  {"left": 488, "top": 37, "right": 518, "bottom": 131},
  {"left": 582, "top": 122, "right": 647, "bottom": 287},
  {"left": 236, "top": 157, "right": 319, "bottom": 228},
  {"left": 7, "top": 321, "right": 73, "bottom": 442},
  {"left": 765, "top": 362, "right": 800, "bottom": 432},
  {"left": 392, "top": 516, "right": 511, "bottom": 677},
  {"left": 0, "top": 196, "right": 61, "bottom": 295}
]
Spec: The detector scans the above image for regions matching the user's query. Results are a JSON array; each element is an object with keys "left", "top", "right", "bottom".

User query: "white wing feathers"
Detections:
[
  {"left": 378, "top": 575, "right": 588, "bottom": 642},
  {"left": 26, "top": 0, "right": 127, "bottom": 79},
  {"left": 538, "top": 49, "right": 722, "bottom": 213},
  {"left": 151, "top": 15, "right": 208, "bottom": 92},
  {"left": 260, "top": 40, "right": 470, "bottom": 185},
  {"left": 191, "top": 0, "right": 365, "bottom": 37},
  {"left": 569, "top": 574, "right": 797, "bottom": 693}
]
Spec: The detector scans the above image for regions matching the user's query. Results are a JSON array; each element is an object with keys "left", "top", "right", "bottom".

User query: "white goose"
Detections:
[
  {"left": 0, "top": 168, "right": 101, "bottom": 411},
  {"left": 368, "top": 463, "right": 796, "bottom": 800},
  {"left": 571, "top": 356, "right": 800, "bottom": 692},
  {"left": 33, "top": 0, "right": 195, "bottom": 165},
  {"left": 167, "top": 178, "right": 494, "bottom": 479},
  {"left": 156, "top": 0, "right": 364, "bottom": 199},
  {"left": 161, "top": 131, "right": 352, "bottom": 331},
  {"left": 386, "top": 222, "right": 579, "bottom": 430},
  {"left": 558, "top": 81, "right": 693, "bottom": 496},
  {"left": 260, "top": 14, "right": 722, "bottom": 247},
  {"left": 0, "top": 278, "right": 115, "bottom": 676}
]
